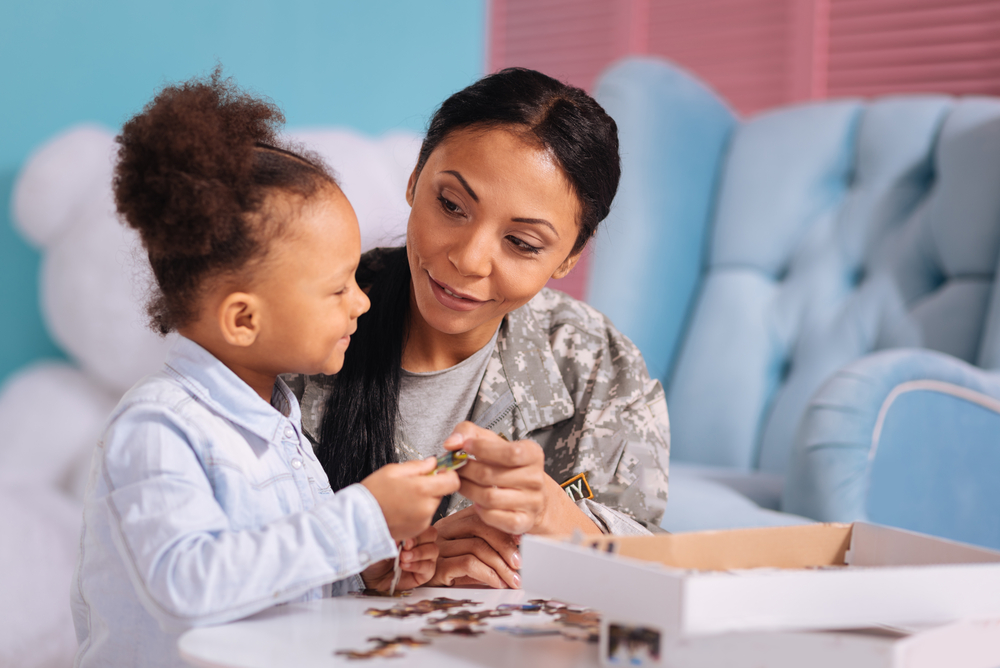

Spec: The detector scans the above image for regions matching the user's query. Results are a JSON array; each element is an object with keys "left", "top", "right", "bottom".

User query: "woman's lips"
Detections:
[{"left": 429, "top": 275, "right": 486, "bottom": 312}]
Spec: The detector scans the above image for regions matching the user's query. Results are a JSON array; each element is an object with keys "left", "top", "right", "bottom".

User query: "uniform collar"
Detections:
[
  {"left": 163, "top": 336, "right": 301, "bottom": 444},
  {"left": 485, "top": 292, "right": 576, "bottom": 435}
]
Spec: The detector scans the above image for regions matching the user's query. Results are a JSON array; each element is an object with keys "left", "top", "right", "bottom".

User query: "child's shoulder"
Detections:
[{"left": 104, "top": 369, "right": 205, "bottom": 432}]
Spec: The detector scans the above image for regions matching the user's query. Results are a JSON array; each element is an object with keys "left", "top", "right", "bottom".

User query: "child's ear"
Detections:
[
  {"left": 218, "top": 292, "right": 261, "bottom": 347},
  {"left": 405, "top": 167, "right": 418, "bottom": 207},
  {"left": 551, "top": 250, "right": 583, "bottom": 280}
]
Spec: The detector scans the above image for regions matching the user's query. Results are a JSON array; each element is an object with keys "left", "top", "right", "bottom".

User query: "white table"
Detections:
[
  {"left": 179, "top": 587, "right": 1000, "bottom": 668},
  {"left": 178, "top": 587, "right": 599, "bottom": 667}
]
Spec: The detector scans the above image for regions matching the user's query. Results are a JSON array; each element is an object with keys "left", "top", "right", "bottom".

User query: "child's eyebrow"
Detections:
[{"left": 442, "top": 170, "right": 478, "bottom": 202}]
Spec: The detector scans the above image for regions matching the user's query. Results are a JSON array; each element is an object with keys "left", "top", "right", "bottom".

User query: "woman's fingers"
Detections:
[
  {"left": 459, "top": 479, "right": 543, "bottom": 517},
  {"left": 434, "top": 507, "right": 520, "bottom": 571},
  {"left": 436, "top": 536, "right": 520, "bottom": 589},
  {"left": 457, "top": 459, "right": 545, "bottom": 490},
  {"left": 472, "top": 505, "right": 535, "bottom": 536},
  {"left": 462, "top": 435, "right": 543, "bottom": 469},
  {"left": 430, "top": 555, "right": 509, "bottom": 589}
]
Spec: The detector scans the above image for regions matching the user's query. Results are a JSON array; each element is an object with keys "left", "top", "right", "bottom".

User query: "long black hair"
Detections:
[{"left": 318, "top": 68, "right": 621, "bottom": 491}]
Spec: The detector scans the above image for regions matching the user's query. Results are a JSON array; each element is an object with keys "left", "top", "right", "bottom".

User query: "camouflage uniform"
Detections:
[{"left": 290, "top": 279, "right": 670, "bottom": 536}]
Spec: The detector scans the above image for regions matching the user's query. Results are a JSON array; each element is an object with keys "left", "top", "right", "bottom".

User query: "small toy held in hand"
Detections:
[{"left": 431, "top": 450, "right": 468, "bottom": 475}]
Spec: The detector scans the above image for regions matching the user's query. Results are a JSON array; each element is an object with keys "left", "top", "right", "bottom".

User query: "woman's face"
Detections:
[{"left": 405, "top": 127, "right": 581, "bottom": 341}]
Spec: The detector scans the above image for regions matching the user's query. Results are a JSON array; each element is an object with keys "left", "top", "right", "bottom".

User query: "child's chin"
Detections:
[{"left": 319, "top": 358, "right": 346, "bottom": 376}]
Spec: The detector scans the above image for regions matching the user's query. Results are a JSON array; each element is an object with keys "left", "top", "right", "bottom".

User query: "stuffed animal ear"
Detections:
[{"left": 11, "top": 124, "right": 117, "bottom": 250}]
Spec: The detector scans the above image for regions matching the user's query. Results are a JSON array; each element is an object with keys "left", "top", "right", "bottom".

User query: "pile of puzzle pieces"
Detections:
[{"left": 336, "top": 596, "right": 599, "bottom": 660}]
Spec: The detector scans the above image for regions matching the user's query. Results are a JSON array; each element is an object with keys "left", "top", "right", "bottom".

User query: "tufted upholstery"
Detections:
[{"left": 588, "top": 57, "right": 1000, "bottom": 543}]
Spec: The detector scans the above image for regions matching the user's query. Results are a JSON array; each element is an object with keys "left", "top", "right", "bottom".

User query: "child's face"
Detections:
[{"left": 252, "top": 187, "right": 369, "bottom": 376}]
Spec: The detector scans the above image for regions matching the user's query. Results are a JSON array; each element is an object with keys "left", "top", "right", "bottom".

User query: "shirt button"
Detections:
[
  {"left": 284, "top": 426, "right": 294, "bottom": 439},
  {"left": 291, "top": 458, "right": 303, "bottom": 469}
]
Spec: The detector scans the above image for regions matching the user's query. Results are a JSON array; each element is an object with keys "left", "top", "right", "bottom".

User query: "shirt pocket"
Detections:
[{"left": 200, "top": 431, "right": 300, "bottom": 529}]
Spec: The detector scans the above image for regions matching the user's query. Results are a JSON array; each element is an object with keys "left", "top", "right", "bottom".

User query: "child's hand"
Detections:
[
  {"left": 360, "top": 526, "right": 440, "bottom": 591},
  {"left": 361, "top": 457, "right": 460, "bottom": 541}
]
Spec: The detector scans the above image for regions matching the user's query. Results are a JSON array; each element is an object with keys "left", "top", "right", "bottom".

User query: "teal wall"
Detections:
[{"left": 0, "top": 0, "right": 486, "bottom": 385}]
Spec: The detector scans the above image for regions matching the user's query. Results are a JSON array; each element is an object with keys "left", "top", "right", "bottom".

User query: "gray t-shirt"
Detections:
[{"left": 396, "top": 327, "right": 500, "bottom": 461}]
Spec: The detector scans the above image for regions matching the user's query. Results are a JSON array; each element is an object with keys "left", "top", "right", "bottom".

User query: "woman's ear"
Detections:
[
  {"left": 551, "top": 250, "right": 583, "bottom": 280},
  {"left": 405, "top": 167, "right": 418, "bottom": 207},
  {"left": 218, "top": 292, "right": 262, "bottom": 348}
]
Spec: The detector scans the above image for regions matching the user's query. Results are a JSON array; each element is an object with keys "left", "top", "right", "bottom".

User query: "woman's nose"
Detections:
[{"left": 448, "top": 226, "right": 493, "bottom": 278}]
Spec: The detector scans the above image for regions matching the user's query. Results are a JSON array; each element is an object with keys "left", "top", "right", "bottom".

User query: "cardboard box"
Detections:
[
  {"left": 521, "top": 522, "right": 1000, "bottom": 641},
  {"left": 602, "top": 619, "right": 1000, "bottom": 668}
]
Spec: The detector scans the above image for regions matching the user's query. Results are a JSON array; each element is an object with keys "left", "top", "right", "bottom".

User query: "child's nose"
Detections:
[{"left": 352, "top": 285, "right": 371, "bottom": 318}]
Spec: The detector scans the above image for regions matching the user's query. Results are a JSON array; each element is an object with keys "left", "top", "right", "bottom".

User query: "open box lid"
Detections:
[
  {"left": 577, "top": 522, "right": 1000, "bottom": 571},
  {"left": 521, "top": 522, "right": 1000, "bottom": 637}
]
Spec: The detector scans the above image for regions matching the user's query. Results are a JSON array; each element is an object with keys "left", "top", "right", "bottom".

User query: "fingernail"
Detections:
[
  {"left": 511, "top": 551, "right": 521, "bottom": 569},
  {"left": 443, "top": 432, "right": 464, "bottom": 447},
  {"left": 512, "top": 572, "right": 521, "bottom": 589}
]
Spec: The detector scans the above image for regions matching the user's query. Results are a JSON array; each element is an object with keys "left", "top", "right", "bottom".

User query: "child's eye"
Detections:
[
  {"left": 437, "top": 195, "right": 464, "bottom": 216},
  {"left": 507, "top": 235, "right": 542, "bottom": 255}
]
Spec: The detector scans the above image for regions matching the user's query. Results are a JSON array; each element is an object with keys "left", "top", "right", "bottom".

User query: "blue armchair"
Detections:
[{"left": 587, "top": 57, "right": 1000, "bottom": 548}]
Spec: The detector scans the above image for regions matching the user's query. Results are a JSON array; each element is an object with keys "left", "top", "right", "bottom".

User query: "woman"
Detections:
[{"left": 289, "top": 67, "right": 669, "bottom": 589}]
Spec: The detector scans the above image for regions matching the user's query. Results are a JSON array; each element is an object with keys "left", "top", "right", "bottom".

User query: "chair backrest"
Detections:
[{"left": 589, "top": 56, "right": 1000, "bottom": 476}]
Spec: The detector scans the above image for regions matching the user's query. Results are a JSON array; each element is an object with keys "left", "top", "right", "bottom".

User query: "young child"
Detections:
[{"left": 70, "top": 72, "right": 460, "bottom": 668}]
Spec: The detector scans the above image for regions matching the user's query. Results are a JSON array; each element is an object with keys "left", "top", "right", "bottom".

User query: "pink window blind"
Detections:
[
  {"left": 489, "top": 0, "right": 1000, "bottom": 299},
  {"left": 827, "top": 0, "right": 1000, "bottom": 97}
]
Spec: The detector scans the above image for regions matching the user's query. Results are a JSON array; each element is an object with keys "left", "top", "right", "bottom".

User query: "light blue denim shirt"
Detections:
[{"left": 71, "top": 336, "right": 396, "bottom": 668}]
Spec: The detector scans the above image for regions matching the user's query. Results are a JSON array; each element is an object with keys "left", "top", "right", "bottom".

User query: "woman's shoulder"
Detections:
[
  {"left": 521, "top": 287, "right": 629, "bottom": 346},
  {"left": 512, "top": 287, "right": 652, "bottom": 384}
]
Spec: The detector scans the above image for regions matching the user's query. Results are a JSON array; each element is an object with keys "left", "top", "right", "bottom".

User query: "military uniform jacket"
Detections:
[{"left": 291, "top": 286, "right": 670, "bottom": 535}]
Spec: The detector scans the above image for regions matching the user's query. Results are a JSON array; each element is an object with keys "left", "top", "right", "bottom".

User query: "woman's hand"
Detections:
[
  {"left": 360, "top": 526, "right": 440, "bottom": 592},
  {"left": 425, "top": 507, "right": 521, "bottom": 589},
  {"left": 444, "top": 422, "right": 603, "bottom": 537}
]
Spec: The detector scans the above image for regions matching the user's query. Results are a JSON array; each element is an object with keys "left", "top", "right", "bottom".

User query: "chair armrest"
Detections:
[
  {"left": 662, "top": 467, "right": 811, "bottom": 533},
  {"left": 783, "top": 348, "right": 1000, "bottom": 549}
]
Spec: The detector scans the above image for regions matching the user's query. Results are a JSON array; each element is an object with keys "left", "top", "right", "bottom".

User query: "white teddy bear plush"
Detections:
[{"left": 0, "top": 124, "right": 418, "bottom": 668}]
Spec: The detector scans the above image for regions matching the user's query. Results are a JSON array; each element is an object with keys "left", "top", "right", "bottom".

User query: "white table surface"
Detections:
[{"left": 178, "top": 587, "right": 599, "bottom": 668}]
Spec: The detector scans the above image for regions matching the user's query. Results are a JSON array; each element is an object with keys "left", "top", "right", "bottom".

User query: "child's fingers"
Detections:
[
  {"left": 393, "top": 457, "right": 439, "bottom": 475},
  {"left": 399, "top": 558, "right": 438, "bottom": 588},
  {"left": 420, "top": 470, "right": 461, "bottom": 497},
  {"left": 399, "top": 541, "right": 439, "bottom": 567}
]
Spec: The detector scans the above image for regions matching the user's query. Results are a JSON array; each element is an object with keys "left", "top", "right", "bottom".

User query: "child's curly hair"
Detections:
[{"left": 114, "top": 69, "right": 337, "bottom": 334}]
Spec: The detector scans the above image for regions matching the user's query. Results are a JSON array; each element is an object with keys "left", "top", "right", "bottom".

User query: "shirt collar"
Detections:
[{"left": 163, "top": 336, "right": 301, "bottom": 444}]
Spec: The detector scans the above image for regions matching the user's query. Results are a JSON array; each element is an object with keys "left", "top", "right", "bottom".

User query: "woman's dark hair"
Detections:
[
  {"left": 319, "top": 68, "right": 621, "bottom": 492},
  {"left": 114, "top": 68, "right": 337, "bottom": 334}
]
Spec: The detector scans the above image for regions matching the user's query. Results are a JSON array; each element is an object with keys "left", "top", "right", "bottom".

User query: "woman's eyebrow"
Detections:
[
  {"left": 442, "top": 170, "right": 478, "bottom": 202},
  {"left": 513, "top": 217, "right": 558, "bottom": 237}
]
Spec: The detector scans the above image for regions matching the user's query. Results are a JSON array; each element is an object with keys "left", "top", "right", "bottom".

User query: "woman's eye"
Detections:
[
  {"left": 507, "top": 236, "right": 542, "bottom": 255},
  {"left": 437, "top": 195, "right": 463, "bottom": 216}
]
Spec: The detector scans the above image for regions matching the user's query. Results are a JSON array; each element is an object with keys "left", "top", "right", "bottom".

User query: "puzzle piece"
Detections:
[
  {"left": 334, "top": 636, "right": 429, "bottom": 660},
  {"left": 431, "top": 450, "right": 469, "bottom": 474},
  {"left": 364, "top": 597, "right": 480, "bottom": 619}
]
